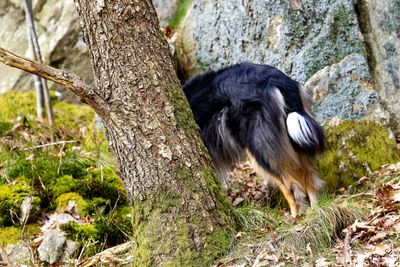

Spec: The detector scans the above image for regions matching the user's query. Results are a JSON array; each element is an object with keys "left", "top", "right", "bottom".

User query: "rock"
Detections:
[
  {"left": 37, "top": 229, "right": 66, "bottom": 264},
  {"left": 62, "top": 239, "right": 80, "bottom": 260},
  {"left": 153, "top": 0, "right": 179, "bottom": 26},
  {"left": 0, "top": 0, "right": 180, "bottom": 102},
  {"left": 20, "top": 196, "right": 41, "bottom": 224},
  {"left": 5, "top": 243, "right": 32, "bottom": 266},
  {"left": 357, "top": 0, "right": 400, "bottom": 129},
  {"left": 0, "top": 0, "right": 91, "bottom": 102},
  {"left": 304, "top": 54, "right": 390, "bottom": 124},
  {"left": 41, "top": 212, "right": 83, "bottom": 232},
  {"left": 176, "top": 0, "right": 400, "bottom": 127},
  {"left": 177, "top": 0, "right": 365, "bottom": 83}
]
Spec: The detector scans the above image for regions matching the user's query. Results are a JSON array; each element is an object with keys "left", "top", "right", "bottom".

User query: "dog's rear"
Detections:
[{"left": 183, "top": 63, "right": 325, "bottom": 217}]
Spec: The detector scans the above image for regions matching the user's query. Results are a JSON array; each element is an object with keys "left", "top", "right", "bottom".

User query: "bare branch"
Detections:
[
  {"left": 22, "top": 140, "right": 76, "bottom": 151},
  {"left": 23, "top": 0, "right": 55, "bottom": 127},
  {"left": 0, "top": 47, "right": 110, "bottom": 119}
]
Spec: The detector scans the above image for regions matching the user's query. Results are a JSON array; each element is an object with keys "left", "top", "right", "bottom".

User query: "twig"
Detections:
[
  {"left": 337, "top": 192, "right": 374, "bottom": 200},
  {"left": 0, "top": 245, "right": 10, "bottom": 266},
  {"left": 343, "top": 228, "right": 353, "bottom": 265},
  {"left": 78, "top": 241, "right": 135, "bottom": 267},
  {"left": 0, "top": 47, "right": 109, "bottom": 119},
  {"left": 57, "top": 141, "right": 67, "bottom": 174},
  {"left": 22, "top": 140, "right": 76, "bottom": 151}
]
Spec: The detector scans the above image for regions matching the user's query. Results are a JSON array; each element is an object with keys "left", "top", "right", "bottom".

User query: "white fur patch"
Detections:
[{"left": 286, "top": 112, "right": 315, "bottom": 145}]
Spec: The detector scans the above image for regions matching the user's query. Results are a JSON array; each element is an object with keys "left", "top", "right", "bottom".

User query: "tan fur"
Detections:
[
  {"left": 243, "top": 88, "right": 323, "bottom": 218},
  {"left": 246, "top": 148, "right": 323, "bottom": 218},
  {"left": 246, "top": 149, "right": 299, "bottom": 218}
]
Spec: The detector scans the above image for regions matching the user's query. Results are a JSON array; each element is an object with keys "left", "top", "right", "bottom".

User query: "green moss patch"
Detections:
[
  {"left": 0, "top": 224, "right": 41, "bottom": 246},
  {"left": 317, "top": 120, "right": 400, "bottom": 190},
  {"left": 131, "top": 187, "right": 234, "bottom": 266},
  {"left": 56, "top": 192, "right": 89, "bottom": 216},
  {"left": 0, "top": 180, "right": 36, "bottom": 226}
]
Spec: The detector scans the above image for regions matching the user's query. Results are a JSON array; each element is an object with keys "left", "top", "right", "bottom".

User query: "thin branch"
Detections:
[
  {"left": 23, "top": 0, "right": 55, "bottom": 138},
  {"left": 22, "top": 140, "right": 76, "bottom": 151},
  {"left": 0, "top": 47, "right": 109, "bottom": 119},
  {"left": 23, "top": 0, "right": 44, "bottom": 119},
  {"left": 78, "top": 241, "right": 135, "bottom": 267}
]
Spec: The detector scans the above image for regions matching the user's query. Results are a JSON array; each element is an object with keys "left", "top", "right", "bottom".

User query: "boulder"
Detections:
[
  {"left": 177, "top": 0, "right": 365, "bottom": 83},
  {"left": 304, "top": 54, "right": 390, "bottom": 124},
  {"left": 0, "top": 0, "right": 91, "bottom": 102},
  {"left": 176, "top": 0, "right": 400, "bottom": 127},
  {"left": 357, "top": 0, "right": 400, "bottom": 129}
]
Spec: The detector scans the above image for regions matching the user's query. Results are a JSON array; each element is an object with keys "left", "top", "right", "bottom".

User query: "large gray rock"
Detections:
[
  {"left": 357, "top": 0, "right": 400, "bottom": 129},
  {"left": 176, "top": 0, "right": 400, "bottom": 127},
  {"left": 177, "top": 0, "right": 365, "bottom": 83},
  {"left": 37, "top": 229, "right": 66, "bottom": 264},
  {"left": 304, "top": 54, "right": 389, "bottom": 124}
]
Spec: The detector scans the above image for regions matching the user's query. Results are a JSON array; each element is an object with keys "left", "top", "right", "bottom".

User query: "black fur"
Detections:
[{"left": 183, "top": 62, "right": 325, "bottom": 186}]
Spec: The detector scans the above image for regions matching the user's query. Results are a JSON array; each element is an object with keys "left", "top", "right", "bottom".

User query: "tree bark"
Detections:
[{"left": 72, "top": 0, "right": 235, "bottom": 265}]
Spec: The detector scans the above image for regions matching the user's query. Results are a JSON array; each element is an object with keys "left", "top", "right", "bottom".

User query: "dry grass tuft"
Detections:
[{"left": 279, "top": 205, "right": 364, "bottom": 253}]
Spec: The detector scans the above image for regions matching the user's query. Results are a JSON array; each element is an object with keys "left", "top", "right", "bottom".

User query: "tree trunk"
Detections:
[{"left": 73, "top": 0, "right": 235, "bottom": 265}]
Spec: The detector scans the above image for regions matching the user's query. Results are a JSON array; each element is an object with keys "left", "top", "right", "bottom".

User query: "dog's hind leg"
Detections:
[
  {"left": 246, "top": 149, "right": 298, "bottom": 218},
  {"left": 295, "top": 155, "right": 324, "bottom": 207}
]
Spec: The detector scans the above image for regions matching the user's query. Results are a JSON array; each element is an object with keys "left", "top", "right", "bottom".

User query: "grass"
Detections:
[
  {"left": 0, "top": 91, "right": 129, "bottom": 258},
  {"left": 169, "top": 0, "right": 192, "bottom": 29}
]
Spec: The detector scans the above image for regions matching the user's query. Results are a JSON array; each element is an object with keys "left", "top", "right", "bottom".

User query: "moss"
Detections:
[
  {"left": 0, "top": 224, "right": 41, "bottom": 246},
  {"left": 0, "top": 91, "right": 37, "bottom": 122},
  {"left": 94, "top": 205, "right": 133, "bottom": 246},
  {"left": 77, "top": 166, "right": 127, "bottom": 205},
  {"left": 169, "top": 0, "right": 192, "bottom": 29},
  {"left": 317, "top": 120, "right": 400, "bottom": 191},
  {"left": 0, "top": 121, "right": 13, "bottom": 135},
  {"left": 131, "top": 187, "right": 234, "bottom": 266},
  {"left": 167, "top": 86, "right": 200, "bottom": 137},
  {"left": 0, "top": 180, "right": 34, "bottom": 226},
  {"left": 56, "top": 192, "right": 89, "bottom": 216},
  {"left": 49, "top": 175, "right": 77, "bottom": 198},
  {"left": 60, "top": 205, "right": 134, "bottom": 256},
  {"left": 61, "top": 222, "right": 101, "bottom": 257},
  {"left": 52, "top": 101, "right": 94, "bottom": 130}
]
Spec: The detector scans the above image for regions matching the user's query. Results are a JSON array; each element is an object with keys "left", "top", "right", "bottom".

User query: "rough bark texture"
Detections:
[{"left": 73, "top": 0, "right": 235, "bottom": 265}]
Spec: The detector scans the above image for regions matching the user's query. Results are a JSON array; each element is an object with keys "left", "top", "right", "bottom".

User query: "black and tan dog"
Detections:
[{"left": 183, "top": 62, "right": 325, "bottom": 218}]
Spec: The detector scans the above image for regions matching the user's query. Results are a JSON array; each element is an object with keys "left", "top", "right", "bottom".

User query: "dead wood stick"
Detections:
[
  {"left": 22, "top": 140, "right": 76, "bottom": 151},
  {"left": 23, "top": 0, "right": 54, "bottom": 127},
  {"left": 78, "top": 241, "right": 135, "bottom": 267},
  {"left": 0, "top": 47, "right": 109, "bottom": 119},
  {"left": 343, "top": 228, "right": 353, "bottom": 265}
]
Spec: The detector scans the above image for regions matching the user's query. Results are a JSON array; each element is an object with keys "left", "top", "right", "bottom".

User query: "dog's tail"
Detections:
[{"left": 286, "top": 110, "right": 325, "bottom": 156}]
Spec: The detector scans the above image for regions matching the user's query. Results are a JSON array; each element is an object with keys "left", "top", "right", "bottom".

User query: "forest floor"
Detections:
[
  {"left": 0, "top": 92, "right": 399, "bottom": 266},
  {"left": 217, "top": 161, "right": 400, "bottom": 266}
]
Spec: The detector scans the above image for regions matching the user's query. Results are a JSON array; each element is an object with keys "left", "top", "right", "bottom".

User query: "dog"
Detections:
[{"left": 183, "top": 62, "right": 325, "bottom": 218}]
